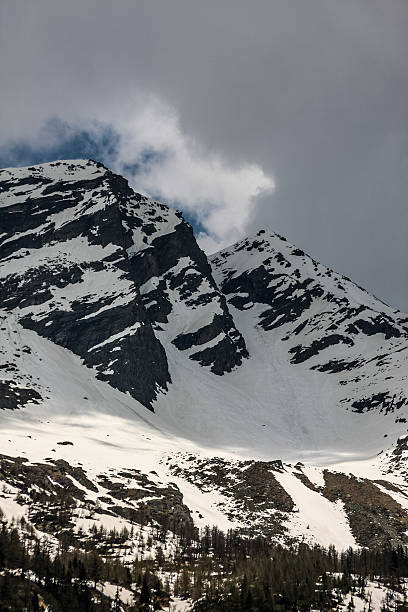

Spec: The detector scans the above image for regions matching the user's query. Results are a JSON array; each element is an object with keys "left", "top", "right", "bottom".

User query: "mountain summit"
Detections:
[{"left": 0, "top": 160, "right": 247, "bottom": 408}]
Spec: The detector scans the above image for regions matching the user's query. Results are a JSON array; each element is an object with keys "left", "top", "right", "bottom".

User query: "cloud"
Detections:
[
  {"left": 0, "top": 100, "right": 274, "bottom": 252},
  {"left": 110, "top": 99, "right": 274, "bottom": 251}
]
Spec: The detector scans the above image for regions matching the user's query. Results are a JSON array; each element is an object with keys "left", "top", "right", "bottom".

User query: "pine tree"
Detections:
[
  {"left": 140, "top": 573, "right": 151, "bottom": 608},
  {"left": 112, "top": 587, "right": 122, "bottom": 612}
]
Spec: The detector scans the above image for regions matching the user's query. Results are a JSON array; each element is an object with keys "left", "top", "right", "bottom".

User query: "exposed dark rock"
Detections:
[
  {"left": 210, "top": 231, "right": 408, "bottom": 420},
  {"left": 129, "top": 217, "right": 248, "bottom": 372},
  {"left": 98, "top": 468, "right": 195, "bottom": 534},
  {"left": 311, "top": 359, "right": 362, "bottom": 373},
  {"left": 347, "top": 315, "right": 402, "bottom": 339},
  {"left": 351, "top": 392, "right": 406, "bottom": 414},
  {"left": 0, "top": 380, "right": 42, "bottom": 410},
  {"left": 0, "top": 162, "right": 171, "bottom": 409},
  {"left": 391, "top": 436, "right": 408, "bottom": 457},
  {"left": 289, "top": 334, "right": 354, "bottom": 364}
]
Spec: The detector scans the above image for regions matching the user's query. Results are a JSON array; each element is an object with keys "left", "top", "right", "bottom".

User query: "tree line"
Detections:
[{"left": 1, "top": 518, "right": 408, "bottom": 610}]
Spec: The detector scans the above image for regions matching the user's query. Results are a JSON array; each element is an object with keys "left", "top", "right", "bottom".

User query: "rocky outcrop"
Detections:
[{"left": 125, "top": 195, "right": 248, "bottom": 375}]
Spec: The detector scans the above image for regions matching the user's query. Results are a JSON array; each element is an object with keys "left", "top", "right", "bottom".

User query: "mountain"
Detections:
[
  {"left": 1, "top": 160, "right": 408, "bottom": 607},
  {"left": 0, "top": 160, "right": 247, "bottom": 408},
  {"left": 210, "top": 231, "right": 408, "bottom": 453}
]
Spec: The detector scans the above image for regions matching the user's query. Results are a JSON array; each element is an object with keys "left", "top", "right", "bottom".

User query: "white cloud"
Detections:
[
  {"left": 1, "top": 89, "right": 274, "bottom": 253},
  {"left": 1, "top": 92, "right": 274, "bottom": 253},
  {"left": 196, "top": 232, "right": 224, "bottom": 254},
  {"left": 108, "top": 98, "right": 275, "bottom": 252}
]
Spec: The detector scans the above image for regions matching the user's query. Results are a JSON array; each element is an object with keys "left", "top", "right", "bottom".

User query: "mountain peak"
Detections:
[
  {"left": 0, "top": 158, "right": 108, "bottom": 188},
  {"left": 0, "top": 161, "right": 248, "bottom": 407}
]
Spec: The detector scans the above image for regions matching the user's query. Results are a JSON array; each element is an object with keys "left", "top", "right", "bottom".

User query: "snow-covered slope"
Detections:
[
  {"left": 211, "top": 230, "right": 408, "bottom": 412},
  {"left": 207, "top": 231, "right": 408, "bottom": 456},
  {"left": 0, "top": 160, "right": 247, "bottom": 408},
  {"left": 2, "top": 308, "right": 408, "bottom": 552},
  {"left": 1, "top": 160, "right": 408, "bottom": 553}
]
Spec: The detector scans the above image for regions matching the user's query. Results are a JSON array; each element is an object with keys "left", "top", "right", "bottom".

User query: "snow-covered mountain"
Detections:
[
  {"left": 210, "top": 231, "right": 408, "bottom": 447},
  {"left": 0, "top": 160, "right": 247, "bottom": 408},
  {"left": 1, "top": 159, "right": 408, "bottom": 556}
]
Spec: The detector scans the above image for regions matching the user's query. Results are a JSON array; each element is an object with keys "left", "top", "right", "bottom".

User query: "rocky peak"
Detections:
[
  {"left": 211, "top": 229, "right": 408, "bottom": 416},
  {"left": 0, "top": 160, "right": 248, "bottom": 408}
]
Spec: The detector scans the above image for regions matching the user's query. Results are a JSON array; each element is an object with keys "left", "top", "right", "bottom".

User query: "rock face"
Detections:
[
  {"left": 210, "top": 230, "right": 408, "bottom": 416},
  {"left": 0, "top": 160, "right": 247, "bottom": 408},
  {"left": 123, "top": 186, "right": 248, "bottom": 375}
]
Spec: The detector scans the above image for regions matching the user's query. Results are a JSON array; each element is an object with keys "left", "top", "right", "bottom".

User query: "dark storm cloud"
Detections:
[{"left": 1, "top": 0, "right": 408, "bottom": 308}]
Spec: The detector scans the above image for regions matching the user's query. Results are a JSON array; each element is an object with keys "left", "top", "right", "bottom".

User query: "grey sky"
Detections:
[{"left": 1, "top": 1, "right": 408, "bottom": 309}]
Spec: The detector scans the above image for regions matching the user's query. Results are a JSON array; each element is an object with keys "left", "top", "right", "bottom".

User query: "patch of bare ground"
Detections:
[
  {"left": 167, "top": 455, "right": 294, "bottom": 538},
  {"left": 322, "top": 470, "right": 408, "bottom": 547},
  {"left": 0, "top": 454, "right": 194, "bottom": 541}
]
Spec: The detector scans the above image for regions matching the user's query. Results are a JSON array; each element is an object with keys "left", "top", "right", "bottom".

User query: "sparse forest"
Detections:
[{"left": 1, "top": 518, "right": 408, "bottom": 610}]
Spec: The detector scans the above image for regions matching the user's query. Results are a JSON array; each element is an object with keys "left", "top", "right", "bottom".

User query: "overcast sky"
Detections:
[{"left": 1, "top": 1, "right": 408, "bottom": 310}]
